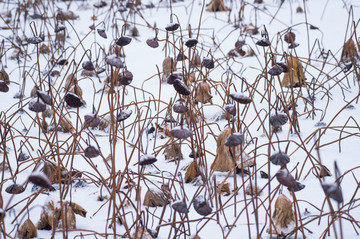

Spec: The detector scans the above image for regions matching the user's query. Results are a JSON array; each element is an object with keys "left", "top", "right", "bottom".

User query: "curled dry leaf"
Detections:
[
  {"left": 70, "top": 202, "right": 87, "bottom": 217},
  {"left": 162, "top": 57, "right": 177, "bottom": 77},
  {"left": 245, "top": 183, "right": 261, "bottom": 196},
  {"left": 206, "top": 0, "right": 229, "bottom": 12},
  {"left": 18, "top": 219, "right": 37, "bottom": 239},
  {"left": 0, "top": 68, "right": 10, "bottom": 84},
  {"left": 143, "top": 189, "right": 169, "bottom": 207},
  {"left": 195, "top": 80, "right": 212, "bottom": 104},
  {"left": 164, "top": 143, "right": 183, "bottom": 161},
  {"left": 185, "top": 161, "right": 200, "bottom": 183},
  {"left": 281, "top": 56, "right": 306, "bottom": 88},
  {"left": 267, "top": 194, "right": 295, "bottom": 236}
]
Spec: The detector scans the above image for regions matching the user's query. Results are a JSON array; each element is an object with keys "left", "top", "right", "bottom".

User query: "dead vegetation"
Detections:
[{"left": 0, "top": 0, "right": 359, "bottom": 238}]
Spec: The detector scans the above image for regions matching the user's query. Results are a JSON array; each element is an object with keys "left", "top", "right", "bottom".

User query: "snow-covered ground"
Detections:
[{"left": 1, "top": 0, "right": 360, "bottom": 238}]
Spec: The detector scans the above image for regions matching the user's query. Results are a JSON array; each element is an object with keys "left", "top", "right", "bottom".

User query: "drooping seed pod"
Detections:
[
  {"left": 0, "top": 68, "right": 10, "bottom": 84},
  {"left": 28, "top": 172, "right": 53, "bottom": 189},
  {"left": 5, "top": 183, "right": 25, "bottom": 194},
  {"left": 275, "top": 167, "right": 304, "bottom": 192},
  {"left": 105, "top": 54, "right": 124, "bottom": 68},
  {"left": 97, "top": 28, "right": 107, "bottom": 39},
  {"left": 0, "top": 82, "right": 9, "bottom": 92},
  {"left": 84, "top": 114, "right": 100, "bottom": 128},
  {"left": 57, "top": 58, "right": 68, "bottom": 65},
  {"left": 288, "top": 182, "right": 305, "bottom": 192},
  {"left": 224, "top": 104, "right": 236, "bottom": 116},
  {"left": 26, "top": 36, "right": 43, "bottom": 44},
  {"left": 170, "top": 126, "right": 193, "bottom": 139},
  {"left": 256, "top": 38, "right": 270, "bottom": 47},
  {"left": 116, "top": 36, "right": 132, "bottom": 46},
  {"left": 55, "top": 25, "right": 66, "bottom": 33},
  {"left": 269, "top": 152, "right": 290, "bottom": 165},
  {"left": 28, "top": 98, "right": 46, "bottom": 112},
  {"left": 235, "top": 39, "right": 246, "bottom": 49},
  {"left": 185, "top": 38, "right": 198, "bottom": 48},
  {"left": 225, "top": 133, "right": 244, "bottom": 147},
  {"left": 202, "top": 57, "right": 214, "bottom": 69},
  {"left": 277, "top": 62, "right": 289, "bottom": 73},
  {"left": 173, "top": 79, "right": 190, "bottom": 95},
  {"left": 165, "top": 23, "right": 179, "bottom": 31},
  {"left": 260, "top": 171, "right": 268, "bottom": 179},
  {"left": 146, "top": 38, "right": 159, "bottom": 48},
  {"left": 64, "top": 93, "right": 83, "bottom": 108},
  {"left": 82, "top": 61, "right": 95, "bottom": 71},
  {"left": 117, "top": 109, "right": 132, "bottom": 122},
  {"left": 193, "top": 195, "right": 212, "bottom": 216},
  {"left": 284, "top": 31, "right": 295, "bottom": 44},
  {"left": 270, "top": 113, "right": 288, "bottom": 128},
  {"left": 173, "top": 99, "right": 188, "bottom": 113},
  {"left": 117, "top": 70, "right": 133, "bottom": 85},
  {"left": 36, "top": 90, "right": 52, "bottom": 105},
  {"left": 167, "top": 72, "right": 182, "bottom": 84},
  {"left": 321, "top": 182, "right": 343, "bottom": 203},
  {"left": 84, "top": 145, "right": 100, "bottom": 158},
  {"left": 229, "top": 93, "right": 252, "bottom": 104},
  {"left": 172, "top": 200, "right": 188, "bottom": 213},
  {"left": 268, "top": 64, "right": 284, "bottom": 76},
  {"left": 18, "top": 151, "right": 30, "bottom": 162},
  {"left": 139, "top": 154, "right": 157, "bottom": 166},
  {"left": 176, "top": 52, "right": 187, "bottom": 61},
  {"left": 94, "top": 0, "right": 107, "bottom": 8}
]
